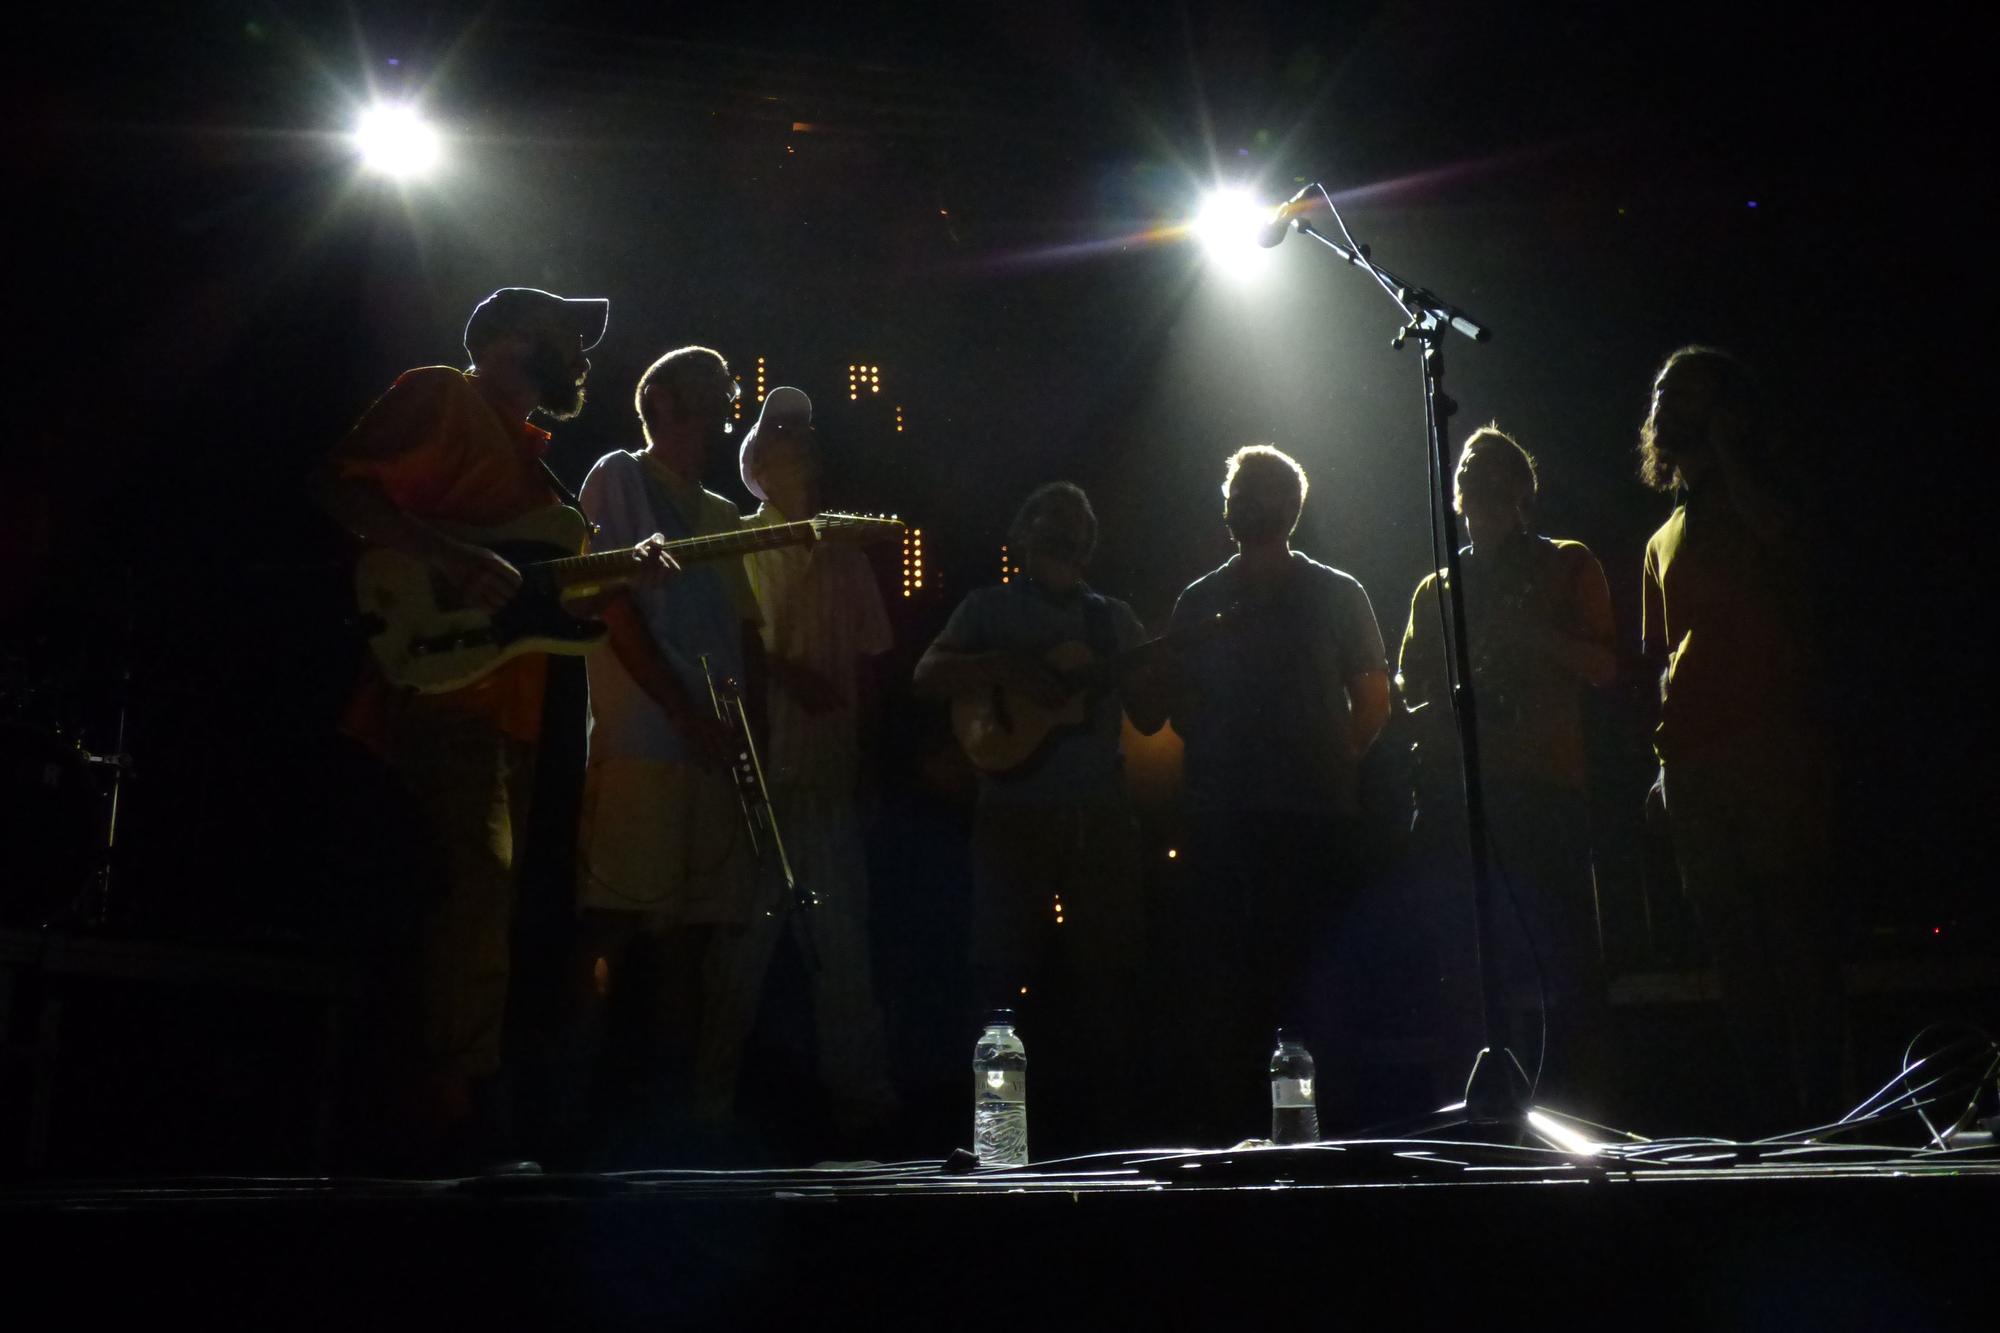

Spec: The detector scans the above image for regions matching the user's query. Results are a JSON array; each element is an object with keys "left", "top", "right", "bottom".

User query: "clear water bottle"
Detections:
[
  {"left": 973, "top": 1010, "right": 1028, "bottom": 1166},
  {"left": 1270, "top": 1029, "right": 1320, "bottom": 1145}
]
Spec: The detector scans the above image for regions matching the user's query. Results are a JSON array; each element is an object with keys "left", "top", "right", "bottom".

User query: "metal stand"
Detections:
[
  {"left": 71, "top": 568, "right": 137, "bottom": 931},
  {"left": 1276, "top": 187, "right": 1634, "bottom": 1151}
]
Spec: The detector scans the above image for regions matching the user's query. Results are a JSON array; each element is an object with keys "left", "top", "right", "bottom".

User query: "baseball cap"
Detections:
[
  {"left": 463, "top": 287, "right": 610, "bottom": 357},
  {"left": 739, "top": 386, "right": 814, "bottom": 500}
]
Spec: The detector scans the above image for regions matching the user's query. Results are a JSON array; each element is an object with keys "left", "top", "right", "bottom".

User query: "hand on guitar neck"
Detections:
[{"left": 557, "top": 533, "right": 684, "bottom": 618}]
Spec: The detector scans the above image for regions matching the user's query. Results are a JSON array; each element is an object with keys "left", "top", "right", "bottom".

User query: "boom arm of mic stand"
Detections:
[
  {"left": 1293, "top": 220, "right": 1490, "bottom": 343},
  {"left": 1286, "top": 198, "right": 1523, "bottom": 1122}
]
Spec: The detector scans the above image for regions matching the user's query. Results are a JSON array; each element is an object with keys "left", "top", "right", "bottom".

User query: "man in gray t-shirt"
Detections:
[
  {"left": 1172, "top": 551, "right": 1385, "bottom": 819},
  {"left": 1169, "top": 445, "right": 1389, "bottom": 822},
  {"left": 1165, "top": 445, "right": 1389, "bottom": 1138},
  {"left": 914, "top": 482, "right": 1164, "bottom": 1153}
]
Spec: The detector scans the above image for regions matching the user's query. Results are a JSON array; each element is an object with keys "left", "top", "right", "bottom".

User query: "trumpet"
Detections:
[{"left": 699, "top": 654, "right": 813, "bottom": 913}]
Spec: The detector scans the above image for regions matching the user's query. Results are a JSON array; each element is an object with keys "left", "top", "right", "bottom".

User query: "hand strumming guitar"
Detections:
[
  {"left": 436, "top": 538, "right": 525, "bottom": 612},
  {"left": 995, "top": 651, "right": 1072, "bottom": 708}
]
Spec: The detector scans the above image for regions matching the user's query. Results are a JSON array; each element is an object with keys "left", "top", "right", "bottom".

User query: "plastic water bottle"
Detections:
[
  {"left": 1270, "top": 1029, "right": 1320, "bottom": 1145},
  {"left": 973, "top": 1010, "right": 1028, "bottom": 1166}
]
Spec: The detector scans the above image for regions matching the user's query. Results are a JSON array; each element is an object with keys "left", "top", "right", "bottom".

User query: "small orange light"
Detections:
[{"left": 1167, "top": 848, "right": 1178, "bottom": 860}]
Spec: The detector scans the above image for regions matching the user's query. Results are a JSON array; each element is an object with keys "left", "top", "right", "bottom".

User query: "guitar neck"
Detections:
[
  {"left": 535, "top": 521, "right": 819, "bottom": 589},
  {"left": 1072, "top": 611, "right": 1234, "bottom": 687}
]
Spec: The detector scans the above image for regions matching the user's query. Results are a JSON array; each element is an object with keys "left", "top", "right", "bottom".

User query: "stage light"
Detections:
[
  {"left": 1192, "top": 187, "right": 1272, "bottom": 281},
  {"left": 354, "top": 102, "right": 440, "bottom": 179}
]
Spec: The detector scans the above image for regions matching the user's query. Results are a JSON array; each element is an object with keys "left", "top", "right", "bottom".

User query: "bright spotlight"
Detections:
[
  {"left": 1193, "top": 187, "right": 1271, "bottom": 280},
  {"left": 354, "top": 102, "right": 441, "bottom": 179}
]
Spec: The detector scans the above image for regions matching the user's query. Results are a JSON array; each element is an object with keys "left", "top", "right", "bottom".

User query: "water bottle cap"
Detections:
[{"left": 983, "top": 1008, "right": 1018, "bottom": 1029}]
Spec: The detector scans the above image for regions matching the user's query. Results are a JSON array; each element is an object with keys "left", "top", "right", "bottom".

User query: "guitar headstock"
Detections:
[{"left": 810, "top": 512, "right": 907, "bottom": 545}]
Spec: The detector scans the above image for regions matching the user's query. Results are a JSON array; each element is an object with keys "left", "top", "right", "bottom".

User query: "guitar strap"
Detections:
[{"left": 538, "top": 459, "right": 600, "bottom": 536}]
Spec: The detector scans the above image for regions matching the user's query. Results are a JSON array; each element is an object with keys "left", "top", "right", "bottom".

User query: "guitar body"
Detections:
[
  {"left": 951, "top": 640, "right": 1097, "bottom": 775},
  {"left": 355, "top": 506, "right": 605, "bottom": 694}
]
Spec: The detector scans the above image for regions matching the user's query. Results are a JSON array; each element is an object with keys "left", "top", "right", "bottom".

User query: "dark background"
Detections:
[{"left": 3, "top": 3, "right": 1987, "bottom": 1163}]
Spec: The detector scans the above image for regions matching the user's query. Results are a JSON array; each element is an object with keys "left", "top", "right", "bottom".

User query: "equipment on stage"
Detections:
[
  {"left": 949, "top": 611, "right": 1230, "bottom": 775},
  {"left": 1259, "top": 177, "right": 1612, "bottom": 1151},
  {"left": 2, "top": 579, "right": 137, "bottom": 930},
  {"left": 0, "top": 720, "right": 100, "bottom": 924},
  {"left": 701, "top": 654, "right": 806, "bottom": 913},
  {"left": 354, "top": 505, "right": 903, "bottom": 692}
]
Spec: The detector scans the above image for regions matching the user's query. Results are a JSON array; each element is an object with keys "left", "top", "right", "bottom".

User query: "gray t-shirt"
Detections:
[
  {"left": 1170, "top": 551, "right": 1387, "bottom": 816},
  {"left": 930, "top": 581, "right": 1146, "bottom": 806}
]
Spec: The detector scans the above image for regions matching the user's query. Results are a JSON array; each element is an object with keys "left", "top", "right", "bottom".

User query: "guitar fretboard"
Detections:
[{"left": 533, "top": 520, "right": 824, "bottom": 586}]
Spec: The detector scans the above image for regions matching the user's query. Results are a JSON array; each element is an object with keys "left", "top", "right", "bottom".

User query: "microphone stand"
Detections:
[{"left": 1276, "top": 187, "right": 1630, "bottom": 1152}]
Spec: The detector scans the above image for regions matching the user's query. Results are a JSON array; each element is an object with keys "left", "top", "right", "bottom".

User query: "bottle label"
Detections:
[
  {"left": 975, "top": 1069, "right": 1026, "bottom": 1104},
  {"left": 1272, "top": 1076, "right": 1315, "bottom": 1108}
]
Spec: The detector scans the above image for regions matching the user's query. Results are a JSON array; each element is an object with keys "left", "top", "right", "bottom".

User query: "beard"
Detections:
[
  {"left": 1225, "top": 498, "right": 1288, "bottom": 545},
  {"left": 526, "top": 340, "right": 587, "bottom": 421}
]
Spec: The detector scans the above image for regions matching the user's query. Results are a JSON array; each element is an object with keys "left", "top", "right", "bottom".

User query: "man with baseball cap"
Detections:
[
  {"left": 462, "top": 287, "right": 610, "bottom": 364},
  {"left": 706, "top": 386, "right": 901, "bottom": 1144},
  {"left": 315, "top": 286, "right": 675, "bottom": 1171}
]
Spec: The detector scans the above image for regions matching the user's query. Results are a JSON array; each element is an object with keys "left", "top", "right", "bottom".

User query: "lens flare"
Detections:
[{"left": 354, "top": 103, "right": 441, "bottom": 179}]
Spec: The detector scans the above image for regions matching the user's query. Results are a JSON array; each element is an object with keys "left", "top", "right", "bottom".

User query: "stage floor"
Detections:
[{"left": 5, "top": 1141, "right": 1994, "bottom": 1329}]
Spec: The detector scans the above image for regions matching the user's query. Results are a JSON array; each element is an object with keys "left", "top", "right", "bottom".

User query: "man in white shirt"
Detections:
[
  {"left": 710, "top": 386, "right": 900, "bottom": 1140},
  {"left": 570, "top": 345, "right": 766, "bottom": 1153}
]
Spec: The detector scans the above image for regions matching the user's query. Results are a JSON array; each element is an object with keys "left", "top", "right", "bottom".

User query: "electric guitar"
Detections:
[
  {"left": 950, "top": 610, "right": 1236, "bottom": 776},
  {"left": 355, "top": 505, "right": 903, "bottom": 693}
]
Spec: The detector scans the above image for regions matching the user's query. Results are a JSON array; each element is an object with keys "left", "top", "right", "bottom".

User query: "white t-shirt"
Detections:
[{"left": 742, "top": 502, "right": 892, "bottom": 791}]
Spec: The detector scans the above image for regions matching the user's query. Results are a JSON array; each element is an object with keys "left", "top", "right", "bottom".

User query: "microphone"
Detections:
[{"left": 1257, "top": 184, "right": 1320, "bottom": 248}]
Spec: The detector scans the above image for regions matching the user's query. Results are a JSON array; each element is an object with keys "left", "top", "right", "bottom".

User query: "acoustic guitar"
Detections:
[
  {"left": 354, "top": 505, "right": 902, "bottom": 693},
  {"left": 950, "top": 611, "right": 1233, "bottom": 775}
]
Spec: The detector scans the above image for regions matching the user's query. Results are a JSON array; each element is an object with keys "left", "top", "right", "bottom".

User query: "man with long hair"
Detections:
[
  {"left": 1398, "top": 424, "right": 1617, "bottom": 1112},
  {"left": 1638, "top": 345, "right": 1842, "bottom": 1133}
]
